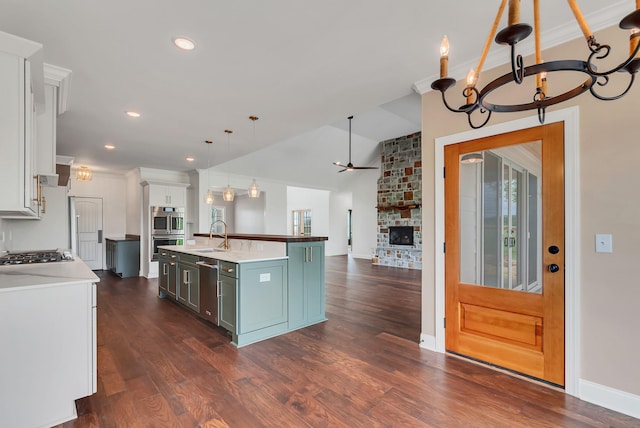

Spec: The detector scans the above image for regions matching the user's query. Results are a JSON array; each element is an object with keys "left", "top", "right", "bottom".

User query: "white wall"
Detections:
[
  {"left": 125, "top": 169, "right": 141, "bottom": 236},
  {"left": 328, "top": 191, "right": 351, "bottom": 256},
  {"left": 2, "top": 186, "right": 69, "bottom": 251},
  {"left": 349, "top": 170, "right": 378, "bottom": 259},
  {"left": 286, "top": 185, "right": 330, "bottom": 237},
  {"left": 69, "top": 171, "right": 127, "bottom": 269},
  {"left": 235, "top": 194, "right": 265, "bottom": 234}
]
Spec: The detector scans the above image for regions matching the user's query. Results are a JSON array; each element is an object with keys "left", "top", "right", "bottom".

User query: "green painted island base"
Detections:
[{"left": 157, "top": 237, "right": 327, "bottom": 348}]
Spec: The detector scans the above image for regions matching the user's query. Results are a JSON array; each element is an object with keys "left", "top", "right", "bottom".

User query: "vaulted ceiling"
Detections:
[{"left": 0, "top": 0, "right": 627, "bottom": 188}]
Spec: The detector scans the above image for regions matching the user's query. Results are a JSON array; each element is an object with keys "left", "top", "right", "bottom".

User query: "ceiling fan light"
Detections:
[
  {"left": 248, "top": 179, "right": 261, "bottom": 198},
  {"left": 223, "top": 185, "right": 235, "bottom": 202}
]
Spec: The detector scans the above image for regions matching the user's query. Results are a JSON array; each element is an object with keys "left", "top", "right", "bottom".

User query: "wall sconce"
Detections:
[{"left": 76, "top": 166, "right": 93, "bottom": 181}]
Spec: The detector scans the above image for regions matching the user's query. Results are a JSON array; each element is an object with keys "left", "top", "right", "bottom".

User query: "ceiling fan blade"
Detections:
[
  {"left": 337, "top": 168, "right": 348, "bottom": 173},
  {"left": 351, "top": 166, "right": 379, "bottom": 170},
  {"left": 333, "top": 161, "right": 345, "bottom": 167}
]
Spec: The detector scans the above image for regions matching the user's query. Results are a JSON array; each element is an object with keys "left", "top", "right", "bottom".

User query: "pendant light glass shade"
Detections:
[
  {"left": 203, "top": 140, "right": 214, "bottom": 204},
  {"left": 248, "top": 178, "right": 260, "bottom": 198},
  {"left": 204, "top": 189, "right": 215, "bottom": 204},
  {"left": 223, "top": 129, "right": 235, "bottom": 202},
  {"left": 248, "top": 115, "right": 261, "bottom": 197},
  {"left": 222, "top": 185, "right": 235, "bottom": 202}
]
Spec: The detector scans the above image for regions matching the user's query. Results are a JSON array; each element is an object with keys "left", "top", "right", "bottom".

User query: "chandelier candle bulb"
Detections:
[
  {"left": 508, "top": 0, "right": 520, "bottom": 26},
  {"left": 541, "top": 72, "right": 548, "bottom": 96},
  {"left": 466, "top": 69, "right": 476, "bottom": 104},
  {"left": 440, "top": 35, "right": 449, "bottom": 78}
]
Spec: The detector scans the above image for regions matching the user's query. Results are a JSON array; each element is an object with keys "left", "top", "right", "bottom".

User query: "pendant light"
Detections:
[
  {"left": 223, "top": 129, "right": 235, "bottom": 202},
  {"left": 247, "top": 115, "right": 261, "bottom": 198},
  {"left": 203, "top": 140, "right": 214, "bottom": 205}
]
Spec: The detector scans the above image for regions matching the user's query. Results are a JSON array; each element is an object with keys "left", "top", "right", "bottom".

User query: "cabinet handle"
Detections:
[
  {"left": 183, "top": 270, "right": 190, "bottom": 285},
  {"left": 223, "top": 267, "right": 234, "bottom": 273},
  {"left": 163, "top": 264, "right": 168, "bottom": 275},
  {"left": 171, "top": 254, "right": 176, "bottom": 259},
  {"left": 309, "top": 247, "right": 313, "bottom": 262},
  {"left": 170, "top": 262, "right": 176, "bottom": 266},
  {"left": 304, "top": 247, "right": 308, "bottom": 263},
  {"left": 217, "top": 281, "right": 221, "bottom": 297}
]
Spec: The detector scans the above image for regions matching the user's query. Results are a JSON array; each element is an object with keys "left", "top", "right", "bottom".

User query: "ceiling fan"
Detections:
[{"left": 333, "top": 115, "right": 379, "bottom": 173}]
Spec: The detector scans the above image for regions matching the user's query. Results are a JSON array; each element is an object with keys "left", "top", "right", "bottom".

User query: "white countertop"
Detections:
[
  {"left": 158, "top": 245, "right": 287, "bottom": 263},
  {"left": 0, "top": 258, "right": 100, "bottom": 292}
]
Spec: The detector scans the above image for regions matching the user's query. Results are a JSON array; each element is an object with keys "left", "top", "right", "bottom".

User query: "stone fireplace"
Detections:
[{"left": 373, "top": 132, "right": 422, "bottom": 269}]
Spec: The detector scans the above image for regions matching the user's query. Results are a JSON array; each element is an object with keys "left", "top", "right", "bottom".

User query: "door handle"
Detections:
[{"left": 548, "top": 263, "right": 560, "bottom": 273}]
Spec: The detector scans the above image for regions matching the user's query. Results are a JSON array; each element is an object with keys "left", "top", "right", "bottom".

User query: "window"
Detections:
[
  {"left": 211, "top": 206, "right": 226, "bottom": 234},
  {"left": 292, "top": 209, "right": 312, "bottom": 236}
]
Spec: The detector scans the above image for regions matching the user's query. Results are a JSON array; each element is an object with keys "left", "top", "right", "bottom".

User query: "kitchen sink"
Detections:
[{"left": 192, "top": 248, "right": 223, "bottom": 253}]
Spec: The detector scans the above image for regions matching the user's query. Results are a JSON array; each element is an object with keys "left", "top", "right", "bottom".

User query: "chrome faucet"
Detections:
[{"left": 209, "top": 220, "right": 230, "bottom": 250}]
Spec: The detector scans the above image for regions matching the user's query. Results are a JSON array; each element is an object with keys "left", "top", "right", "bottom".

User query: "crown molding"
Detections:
[
  {"left": 413, "top": 1, "right": 632, "bottom": 95},
  {"left": 44, "top": 63, "right": 72, "bottom": 115}
]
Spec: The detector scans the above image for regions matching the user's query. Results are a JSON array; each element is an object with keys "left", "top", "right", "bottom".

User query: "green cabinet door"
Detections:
[
  {"left": 219, "top": 273, "right": 237, "bottom": 333},
  {"left": 158, "top": 258, "right": 169, "bottom": 294},
  {"left": 166, "top": 261, "right": 177, "bottom": 298},
  {"left": 287, "top": 242, "right": 326, "bottom": 330},
  {"left": 177, "top": 263, "right": 199, "bottom": 312}
]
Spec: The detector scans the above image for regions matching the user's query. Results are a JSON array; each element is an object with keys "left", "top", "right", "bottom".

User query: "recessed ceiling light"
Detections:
[
  {"left": 173, "top": 37, "right": 195, "bottom": 51},
  {"left": 125, "top": 111, "right": 141, "bottom": 118},
  {"left": 104, "top": 144, "right": 115, "bottom": 150},
  {"left": 186, "top": 157, "right": 194, "bottom": 162}
]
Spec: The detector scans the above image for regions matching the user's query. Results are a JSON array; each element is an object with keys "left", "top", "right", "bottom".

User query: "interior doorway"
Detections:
[{"left": 70, "top": 196, "right": 104, "bottom": 270}]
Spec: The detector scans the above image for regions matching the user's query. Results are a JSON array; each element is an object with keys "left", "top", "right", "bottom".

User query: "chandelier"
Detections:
[
  {"left": 76, "top": 166, "right": 92, "bottom": 181},
  {"left": 431, "top": 0, "right": 640, "bottom": 129}
]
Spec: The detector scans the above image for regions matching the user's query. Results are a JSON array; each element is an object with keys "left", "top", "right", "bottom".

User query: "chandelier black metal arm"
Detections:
[
  {"left": 584, "top": 10, "right": 640, "bottom": 77},
  {"left": 430, "top": 78, "right": 492, "bottom": 129}
]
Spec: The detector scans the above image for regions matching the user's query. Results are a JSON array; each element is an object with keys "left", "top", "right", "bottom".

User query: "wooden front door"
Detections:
[{"left": 444, "top": 122, "right": 565, "bottom": 386}]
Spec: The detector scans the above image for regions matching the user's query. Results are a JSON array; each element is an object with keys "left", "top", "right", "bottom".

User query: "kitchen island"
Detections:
[
  {"left": 0, "top": 258, "right": 99, "bottom": 427},
  {"left": 159, "top": 233, "right": 327, "bottom": 347}
]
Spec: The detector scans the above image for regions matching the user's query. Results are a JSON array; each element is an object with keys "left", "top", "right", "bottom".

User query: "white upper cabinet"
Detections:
[
  {"left": 0, "top": 36, "right": 41, "bottom": 218},
  {"left": 148, "top": 183, "right": 187, "bottom": 208}
]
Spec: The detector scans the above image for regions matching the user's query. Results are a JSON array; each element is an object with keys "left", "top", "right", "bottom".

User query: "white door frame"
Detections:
[{"left": 432, "top": 107, "right": 580, "bottom": 396}]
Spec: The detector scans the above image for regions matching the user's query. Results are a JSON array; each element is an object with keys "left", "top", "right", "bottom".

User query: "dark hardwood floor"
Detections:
[{"left": 58, "top": 256, "right": 638, "bottom": 427}]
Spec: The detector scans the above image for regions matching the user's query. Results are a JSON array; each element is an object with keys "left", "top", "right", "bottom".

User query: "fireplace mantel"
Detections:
[{"left": 376, "top": 204, "right": 421, "bottom": 212}]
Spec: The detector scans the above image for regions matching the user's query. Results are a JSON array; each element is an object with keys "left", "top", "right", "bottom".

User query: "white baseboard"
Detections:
[
  {"left": 419, "top": 333, "right": 437, "bottom": 351},
  {"left": 350, "top": 253, "right": 372, "bottom": 260},
  {"left": 579, "top": 379, "right": 640, "bottom": 419}
]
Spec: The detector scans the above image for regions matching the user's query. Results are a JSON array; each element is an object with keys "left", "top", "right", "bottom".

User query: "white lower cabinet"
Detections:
[{"left": 0, "top": 281, "right": 97, "bottom": 427}]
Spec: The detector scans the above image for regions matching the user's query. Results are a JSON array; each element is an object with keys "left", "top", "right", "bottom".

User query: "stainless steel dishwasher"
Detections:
[{"left": 197, "top": 260, "right": 219, "bottom": 325}]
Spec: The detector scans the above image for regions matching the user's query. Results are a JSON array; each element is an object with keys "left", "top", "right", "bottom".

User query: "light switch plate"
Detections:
[{"left": 595, "top": 234, "right": 613, "bottom": 253}]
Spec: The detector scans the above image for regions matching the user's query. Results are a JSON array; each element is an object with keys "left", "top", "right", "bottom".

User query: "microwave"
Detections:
[{"left": 152, "top": 206, "right": 184, "bottom": 235}]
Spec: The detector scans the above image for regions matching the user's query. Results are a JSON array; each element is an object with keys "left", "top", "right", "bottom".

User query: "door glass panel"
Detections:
[{"left": 459, "top": 141, "right": 542, "bottom": 294}]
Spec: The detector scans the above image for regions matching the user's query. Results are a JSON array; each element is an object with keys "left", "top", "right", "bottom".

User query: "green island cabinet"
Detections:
[
  {"left": 105, "top": 237, "right": 140, "bottom": 278},
  {"left": 158, "top": 235, "right": 326, "bottom": 347},
  {"left": 158, "top": 250, "right": 199, "bottom": 312},
  {"left": 286, "top": 241, "right": 326, "bottom": 330}
]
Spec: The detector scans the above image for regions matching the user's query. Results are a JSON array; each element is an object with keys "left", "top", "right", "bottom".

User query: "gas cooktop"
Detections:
[{"left": 0, "top": 250, "right": 74, "bottom": 266}]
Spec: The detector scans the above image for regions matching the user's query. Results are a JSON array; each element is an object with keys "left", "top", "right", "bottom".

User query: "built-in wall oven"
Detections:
[
  {"left": 152, "top": 206, "right": 185, "bottom": 235},
  {"left": 151, "top": 235, "right": 184, "bottom": 261},
  {"left": 151, "top": 206, "right": 185, "bottom": 260}
]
